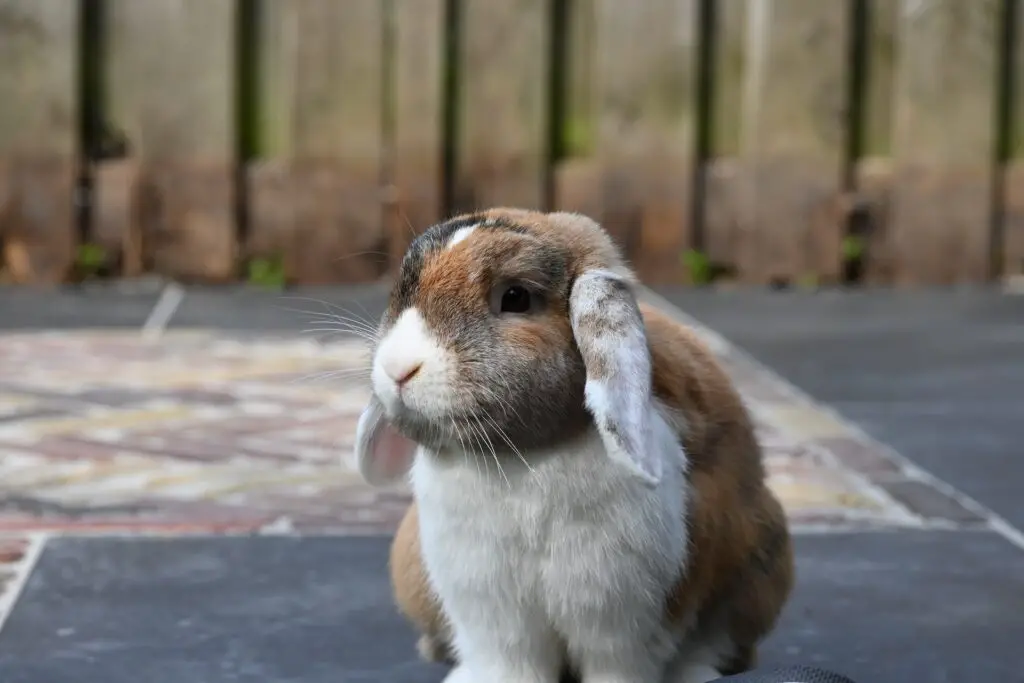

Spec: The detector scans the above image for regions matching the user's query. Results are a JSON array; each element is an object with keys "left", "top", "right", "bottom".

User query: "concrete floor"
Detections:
[{"left": 1, "top": 284, "right": 1022, "bottom": 683}]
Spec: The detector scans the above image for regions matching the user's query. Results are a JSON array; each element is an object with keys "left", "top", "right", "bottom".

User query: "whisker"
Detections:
[
  {"left": 302, "top": 315, "right": 380, "bottom": 336},
  {"left": 399, "top": 207, "right": 420, "bottom": 239},
  {"left": 297, "top": 367, "right": 372, "bottom": 379},
  {"left": 452, "top": 420, "right": 482, "bottom": 478},
  {"left": 301, "top": 327, "right": 377, "bottom": 343},
  {"left": 302, "top": 315, "right": 379, "bottom": 333},
  {"left": 466, "top": 419, "right": 484, "bottom": 458},
  {"left": 462, "top": 416, "right": 487, "bottom": 478},
  {"left": 302, "top": 310, "right": 379, "bottom": 329},
  {"left": 482, "top": 385, "right": 523, "bottom": 426},
  {"left": 330, "top": 250, "right": 391, "bottom": 262},
  {"left": 274, "top": 296, "right": 380, "bottom": 332},
  {"left": 482, "top": 413, "right": 535, "bottom": 475},
  {"left": 344, "top": 297, "right": 378, "bottom": 325},
  {"left": 473, "top": 414, "right": 509, "bottom": 489},
  {"left": 286, "top": 368, "right": 372, "bottom": 385}
]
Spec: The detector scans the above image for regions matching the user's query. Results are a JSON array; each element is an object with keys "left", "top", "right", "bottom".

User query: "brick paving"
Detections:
[
  {"left": 0, "top": 321, "right": 995, "bottom": 633},
  {"left": 0, "top": 325, "right": 984, "bottom": 540},
  {"left": 0, "top": 332, "right": 387, "bottom": 537},
  {"left": 0, "top": 326, "right": 964, "bottom": 538}
]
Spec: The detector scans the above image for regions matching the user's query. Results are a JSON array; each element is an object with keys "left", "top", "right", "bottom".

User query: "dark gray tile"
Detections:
[
  {"left": 810, "top": 437, "right": 903, "bottom": 477},
  {"left": 2, "top": 532, "right": 1023, "bottom": 683},
  {"left": 167, "top": 285, "right": 391, "bottom": 332},
  {"left": 656, "top": 287, "right": 1024, "bottom": 530},
  {"left": 0, "top": 536, "right": 445, "bottom": 683},
  {"left": 0, "top": 285, "right": 161, "bottom": 330},
  {"left": 873, "top": 479, "right": 986, "bottom": 525},
  {"left": 759, "top": 530, "right": 1024, "bottom": 683}
]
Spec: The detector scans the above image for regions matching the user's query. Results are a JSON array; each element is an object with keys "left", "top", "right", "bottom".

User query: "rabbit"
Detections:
[{"left": 354, "top": 208, "right": 794, "bottom": 683}]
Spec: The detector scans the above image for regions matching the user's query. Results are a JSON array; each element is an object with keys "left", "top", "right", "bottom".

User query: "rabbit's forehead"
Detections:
[{"left": 387, "top": 214, "right": 570, "bottom": 320}]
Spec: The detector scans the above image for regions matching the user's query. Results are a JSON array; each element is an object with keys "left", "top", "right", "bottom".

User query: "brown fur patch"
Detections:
[
  {"left": 644, "top": 305, "right": 794, "bottom": 671},
  {"left": 413, "top": 224, "right": 569, "bottom": 342},
  {"left": 389, "top": 502, "right": 452, "bottom": 662},
  {"left": 388, "top": 303, "right": 793, "bottom": 673}
]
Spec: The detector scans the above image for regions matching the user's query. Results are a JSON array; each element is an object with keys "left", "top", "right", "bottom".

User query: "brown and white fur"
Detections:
[{"left": 354, "top": 209, "right": 794, "bottom": 683}]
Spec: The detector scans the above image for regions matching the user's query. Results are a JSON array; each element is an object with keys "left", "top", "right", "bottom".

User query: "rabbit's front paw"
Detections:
[
  {"left": 443, "top": 659, "right": 561, "bottom": 683},
  {"left": 417, "top": 634, "right": 455, "bottom": 664},
  {"left": 664, "top": 662, "right": 721, "bottom": 683},
  {"left": 442, "top": 664, "right": 476, "bottom": 683}
]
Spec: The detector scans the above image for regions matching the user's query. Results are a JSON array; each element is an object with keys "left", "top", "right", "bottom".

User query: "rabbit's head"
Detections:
[{"left": 354, "top": 208, "right": 663, "bottom": 488}]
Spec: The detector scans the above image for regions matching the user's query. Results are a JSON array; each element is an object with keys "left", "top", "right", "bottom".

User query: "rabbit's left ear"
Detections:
[
  {"left": 354, "top": 395, "right": 418, "bottom": 487},
  {"left": 569, "top": 269, "right": 660, "bottom": 487}
]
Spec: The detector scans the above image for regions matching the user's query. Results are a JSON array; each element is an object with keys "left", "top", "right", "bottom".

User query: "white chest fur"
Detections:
[{"left": 409, "top": 414, "right": 690, "bottom": 679}]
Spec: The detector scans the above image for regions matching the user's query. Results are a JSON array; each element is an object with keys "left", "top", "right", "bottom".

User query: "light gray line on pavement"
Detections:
[
  {"left": 141, "top": 283, "right": 185, "bottom": 339},
  {"left": 0, "top": 534, "right": 48, "bottom": 635}
]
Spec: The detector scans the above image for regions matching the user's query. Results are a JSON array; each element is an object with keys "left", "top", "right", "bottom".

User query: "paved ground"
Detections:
[
  {"left": 656, "top": 287, "right": 1024, "bottom": 531},
  {"left": 0, "top": 283, "right": 1020, "bottom": 683}
]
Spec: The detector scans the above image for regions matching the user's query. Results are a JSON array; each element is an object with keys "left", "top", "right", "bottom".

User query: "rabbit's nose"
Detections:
[{"left": 385, "top": 360, "right": 423, "bottom": 388}]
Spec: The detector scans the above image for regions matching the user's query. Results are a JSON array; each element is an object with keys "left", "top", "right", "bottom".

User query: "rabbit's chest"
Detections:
[{"left": 410, "top": 430, "right": 688, "bottom": 626}]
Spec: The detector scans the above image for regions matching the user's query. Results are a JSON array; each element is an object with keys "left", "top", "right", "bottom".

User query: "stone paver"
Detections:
[
  {"left": 0, "top": 318, "right": 974, "bottom": 623},
  {"left": 0, "top": 327, "right": 929, "bottom": 535},
  {"left": 0, "top": 332, "right": 400, "bottom": 537}
]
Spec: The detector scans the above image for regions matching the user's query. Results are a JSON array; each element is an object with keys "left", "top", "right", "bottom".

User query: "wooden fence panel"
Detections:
[
  {"left": 387, "top": 0, "right": 446, "bottom": 267},
  {"left": 0, "top": 0, "right": 78, "bottom": 283},
  {"left": 102, "top": 0, "right": 237, "bottom": 281},
  {"left": 887, "top": 0, "right": 999, "bottom": 284},
  {"left": 454, "top": 0, "right": 550, "bottom": 213},
  {"left": 556, "top": 0, "right": 699, "bottom": 284},
  {"left": 0, "top": 0, "right": 1017, "bottom": 288},
  {"left": 856, "top": 0, "right": 898, "bottom": 283},
  {"left": 601, "top": 0, "right": 698, "bottom": 283},
  {"left": 249, "top": 0, "right": 387, "bottom": 284},
  {"left": 1003, "top": 0, "right": 1024, "bottom": 281},
  {"left": 728, "top": 0, "right": 850, "bottom": 286}
]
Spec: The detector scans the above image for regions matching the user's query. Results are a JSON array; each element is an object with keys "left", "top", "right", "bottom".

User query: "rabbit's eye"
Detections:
[
  {"left": 500, "top": 286, "right": 532, "bottom": 314},
  {"left": 489, "top": 281, "right": 544, "bottom": 316}
]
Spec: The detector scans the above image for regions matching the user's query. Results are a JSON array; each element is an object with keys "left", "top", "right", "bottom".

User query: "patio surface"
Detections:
[{"left": 0, "top": 283, "right": 1021, "bottom": 683}]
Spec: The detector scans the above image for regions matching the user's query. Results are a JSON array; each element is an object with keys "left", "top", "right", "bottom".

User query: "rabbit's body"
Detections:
[
  {"left": 411, "top": 400, "right": 688, "bottom": 682},
  {"left": 354, "top": 209, "right": 793, "bottom": 683}
]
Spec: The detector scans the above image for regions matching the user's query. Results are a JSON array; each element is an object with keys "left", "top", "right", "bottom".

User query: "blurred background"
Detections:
[
  {"left": 1, "top": 0, "right": 1020, "bottom": 290},
  {"left": 1, "top": 3, "right": 1023, "bottom": 683}
]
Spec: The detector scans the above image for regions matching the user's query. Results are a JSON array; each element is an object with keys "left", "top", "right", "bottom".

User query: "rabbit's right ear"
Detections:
[
  {"left": 354, "top": 395, "right": 418, "bottom": 487},
  {"left": 569, "top": 268, "right": 660, "bottom": 487}
]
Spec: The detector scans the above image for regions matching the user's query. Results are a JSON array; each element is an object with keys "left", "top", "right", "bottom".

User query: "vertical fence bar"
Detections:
[
  {"left": 1000, "top": 0, "right": 1024, "bottom": 282},
  {"left": 701, "top": 0, "right": 745, "bottom": 283},
  {"left": 553, "top": 0, "right": 604, "bottom": 231},
  {"left": 852, "top": 0, "right": 897, "bottom": 283}
]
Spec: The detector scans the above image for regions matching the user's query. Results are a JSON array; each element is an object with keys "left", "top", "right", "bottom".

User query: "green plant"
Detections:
[
  {"left": 75, "top": 243, "right": 108, "bottom": 278},
  {"left": 841, "top": 235, "right": 865, "bottom": 262},
  {"left": 797, "top": 272, "right": 820, "bottom": 289},
  {"left": 562, "top": 117, "right": 595, "bottom": 158},
  {"left": 681, "top": 249, "right": 713, "bottom": 285},
  {"left": 246, "top": 255, "right": 286, "bottom": 289}
]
